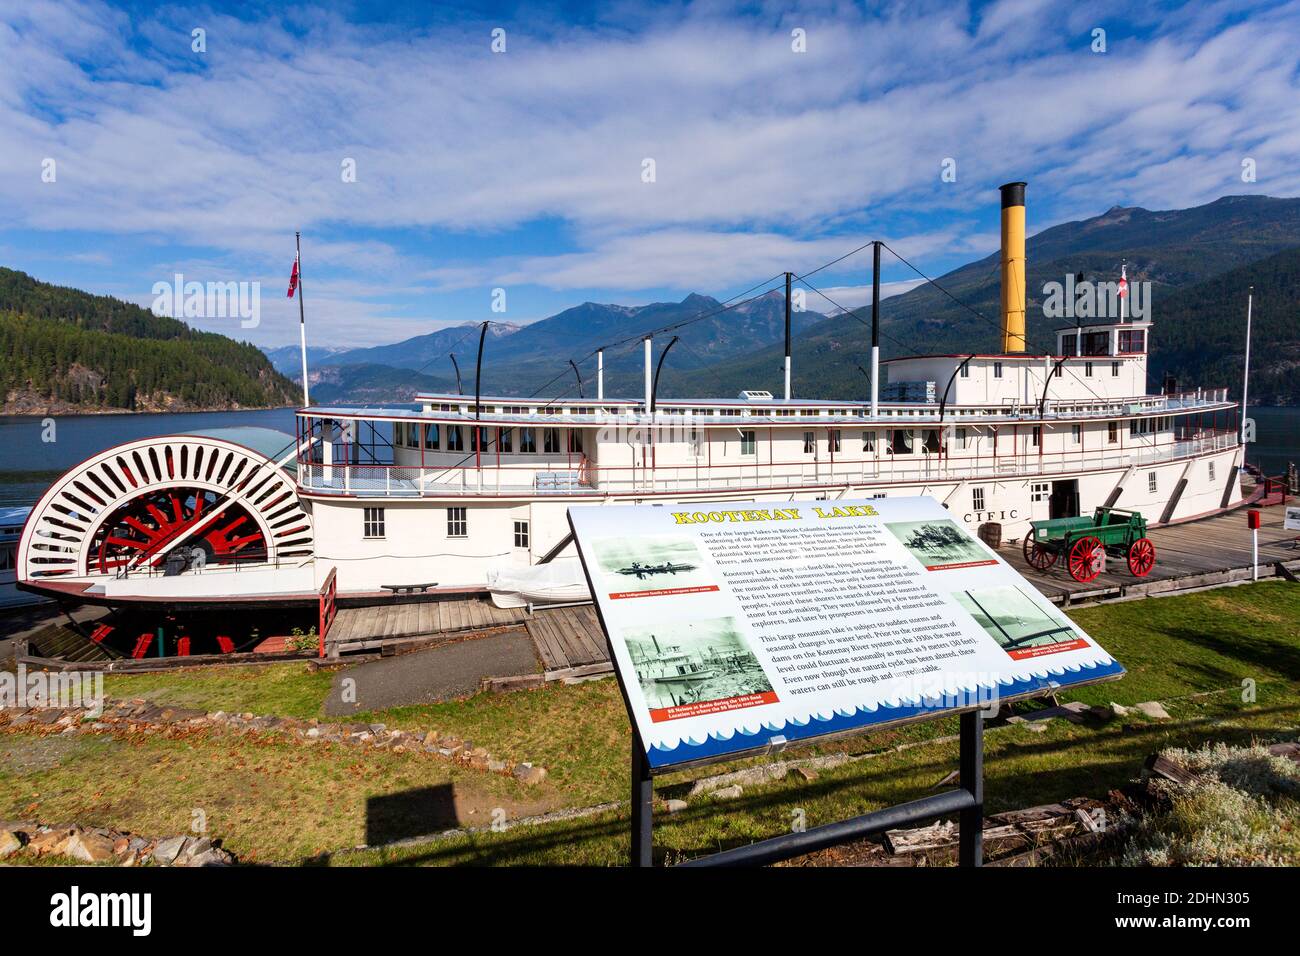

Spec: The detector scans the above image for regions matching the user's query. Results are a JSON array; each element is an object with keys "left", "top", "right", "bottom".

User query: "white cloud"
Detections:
[{"left": 0, "top": 0, "right": 1298, "bottom": 345}]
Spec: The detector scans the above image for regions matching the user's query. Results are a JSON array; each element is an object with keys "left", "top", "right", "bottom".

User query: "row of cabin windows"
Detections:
[
  {"left": 395, "top": 423, "right": 582, "bottom": 454},
  {"left": 967, "top": 358, "right": 1126, "bottom": 380},
  {"left": 362, "top": 507, "right": 531, "bottom": 548},
  {"left": 734, "top": 425, "right": 1152, "bottom": 456},
  {"left": 1059, "top": 329, "right": 1146, "bottom": 356}
]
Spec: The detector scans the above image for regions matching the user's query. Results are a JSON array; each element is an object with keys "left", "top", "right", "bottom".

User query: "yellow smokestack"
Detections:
[{"left": 999, "top": 181, "right": 1027, "bottom": 353}]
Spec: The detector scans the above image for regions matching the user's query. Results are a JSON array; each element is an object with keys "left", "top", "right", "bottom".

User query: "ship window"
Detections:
[
  {"left": 1111, "top": 361, "right": 1120, "bottom": 377},
  {"left": 829, "top": 429, "right": 841, "bottom": 453},
  {"left": 446, "top": 425, "right": 464, "bottom": 451},
  {"left": 499, "top": 428, "right": 513, "bottom": 453},
  {"left": 471, "top": 426, "right": 490, "bottom": 452},
  {"left": 1061, "top": 333, "right": 1077, "bottom": 356},
  {"left": 544, "top": 428, "right": 560, "bottom": 454},
  {"left": 1209, "top": 461, "right": 1216, "bottom": 482},
  {"left": 959, "top": 363, "right": 970, "bottom": 378},
  {"left": 568, "top": 429, "right": 584, "bottom": 453},
  {"left": 1031, "top": 425, "right": 1041, "bottom": 447},
  {"left": 871, "top": 492, "right": 887, "bottom": 499},
  {"left": 955, "top": 427, "right": 967, "bottom": 450},
  {"left": 803, "top": 431, "right": 815, "bottom": 454},
  {"left": 889, "top": 429, "right": 913, "bottom": 455},
  {"left": 1108, "top": 421, "right": 1118, "bottom": 443},
  {"left": 862, "top": 431, "right": 875, "bottom": 453},
  {"left": 513, "top": 520, "right": 529, "bottom": 549},
  {"left": 972, "top": 486, "right": 986, "bottom": 511},
  {"left": 1118, "top": 329, "right": 1145, "bottom": 353},
  {"left": 447, "top": 507, "right": 468, "bottom": 538},
  {"left": 423, "top": 424, "right": 439, "bottom": 449},
  {"left": 922, "top": 429, "right": 940, "bottom": 454},
  {"left": 1071, "top": 424, "right": 1082, "bottom": 444},
  {"left": 1148, "top": 472, "right": 1157, "bottom": 493},
  {"left": 1031, "top": 482, "right": 1050, "bottom": 502},
  {"left": 0, "top": 544, "right": 14, "bottom": 570},
  {"left": 519, "top": 428, "right": 536, "bottom": 453},
  {"left": 689, "top": 429, "right": 705, "bottom": 457},
  {"left": 993, "top": 362, "right": 1003, "bottom": 379},
  {"left": 363, "top": 507, "right": 385, "bottom": 539},
  {"left": 740, "top": 430, "right": 756, "bottom": 456},
  {"left": 1054, "top": 364, "right": 1062, "bottom": 377},
  {"left": 1085, "top": 362, "right": 1094, "bottom": 377},
  {"left": 1083, "top": 331, "right": 1111, "bottom": 356}
]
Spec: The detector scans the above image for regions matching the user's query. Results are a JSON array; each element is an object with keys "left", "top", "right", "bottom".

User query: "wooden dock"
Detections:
[
  {"left": 1004, "top": 505, "right": 1299, "bottom": 605},
  {"left": 328, "top": 595, "right": 611, "bottom": 677}
]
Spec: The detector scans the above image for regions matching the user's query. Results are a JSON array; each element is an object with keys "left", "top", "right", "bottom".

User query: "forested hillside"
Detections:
[{"left": 0, "top": 268, "right": 298, "bottom": 413}]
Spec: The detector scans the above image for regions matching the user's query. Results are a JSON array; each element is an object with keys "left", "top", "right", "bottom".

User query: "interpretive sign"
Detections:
[
  {"left": 1285, "top": 505, "right": 1300, "bottom": 532},
  {"left": 569, "top": 496, "right": 1124, "bottom": 771}
]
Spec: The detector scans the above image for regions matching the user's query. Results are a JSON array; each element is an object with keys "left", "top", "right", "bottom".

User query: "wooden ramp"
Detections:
[
  {"left": 1005, "top": 506, "right": 1300, "bottom": 605},
  {"left": 329, "top": 596, "right": 528, "bottom": 654},
  {"left": 524, "top": 604, "right": 610, "bottom": 672},
  {"left": 328, "top": 595, "right": 612, "bottom": 679}
]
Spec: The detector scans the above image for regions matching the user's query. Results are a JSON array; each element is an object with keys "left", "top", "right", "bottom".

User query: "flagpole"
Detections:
[{"left": 296, "top": 231, "right": 310, "bottom": 408}]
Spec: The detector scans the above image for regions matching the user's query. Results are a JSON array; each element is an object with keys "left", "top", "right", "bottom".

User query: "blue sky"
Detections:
[{"left": 2, "top": 0, "right": 1299, "bottom": 349}]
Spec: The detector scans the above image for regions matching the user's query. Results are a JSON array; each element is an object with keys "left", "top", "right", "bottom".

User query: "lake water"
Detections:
[{"left": 0, "top": 405, "right": 1296, "bottom": 507}]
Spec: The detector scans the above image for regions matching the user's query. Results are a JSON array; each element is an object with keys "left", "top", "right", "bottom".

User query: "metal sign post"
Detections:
[{"left": 629, "top": 709, "right": 984, "bottom": 868}]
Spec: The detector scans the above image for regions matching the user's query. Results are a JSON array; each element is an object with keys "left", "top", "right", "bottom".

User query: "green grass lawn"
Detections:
[{"left": 7, "top": 581, "right": 1296, "bottom": 865}]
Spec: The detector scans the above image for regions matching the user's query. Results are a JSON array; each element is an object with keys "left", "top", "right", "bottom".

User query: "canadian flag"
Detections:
[
  {"left": 1117, "top": 264, "right": 1128, "bottom": 298},
  {"left": 287, "top": 254, "right": 300, "bottom": 298}
]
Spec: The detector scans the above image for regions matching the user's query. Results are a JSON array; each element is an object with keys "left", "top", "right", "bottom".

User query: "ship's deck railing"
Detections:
[{"left": 296, "top": 430, "right": 1239, "bottom": 498}]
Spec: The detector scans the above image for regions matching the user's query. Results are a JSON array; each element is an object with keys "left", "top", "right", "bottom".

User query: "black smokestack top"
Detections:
[{"left": 1000, "top": 181, "right": 1027, "bottom": 208}]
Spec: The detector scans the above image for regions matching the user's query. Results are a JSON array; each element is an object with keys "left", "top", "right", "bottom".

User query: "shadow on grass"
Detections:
[{"left": 364, "top": 784, "right": 460, "bottom": 846}]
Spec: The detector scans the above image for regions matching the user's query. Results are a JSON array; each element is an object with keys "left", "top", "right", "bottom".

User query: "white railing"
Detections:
[{"left": 296, "top": 432, "right": 1238, "bottom": 498}]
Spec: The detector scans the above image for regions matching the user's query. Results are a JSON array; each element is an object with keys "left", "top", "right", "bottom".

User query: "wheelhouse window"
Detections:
[
  {"left": 423, "top": 423, "right": 439, "bottom": 449},
  {"left": 1083, "top": 330, "right": 1111, "bottom": 356},
  {"left": 889, "top": 429, "right": 913, "bottom": 455},
  {"left": 446, "top": 425, "right": 464, "bottom": 451},
  {"left": 739, "top": 430, "right": 756, "bottom": 456},
  {"left": 447, "top": 507, "right": 468, "bottom": 537},
  {"left": 1061, "top": 333, "right": 1077, "bottom": 356},
  {"left": 519, "top": 428, "right": 536, "bottom": 453},
  {"left": 513, "top": 520, "right": 529, "bottom": 549},
  {"left": 363, "top": 507, "right": 385, "bottom": 539},
  {"left": 543, "top": 428, "right": 560, "bottom": 454},
  {"left": 1118, "top": 329, "right": 1145, "bottom": 353}
]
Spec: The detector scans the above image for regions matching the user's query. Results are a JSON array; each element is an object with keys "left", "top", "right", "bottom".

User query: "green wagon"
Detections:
[{"left": 1021, "top": 507, "right": 1157, "bottom": 583}]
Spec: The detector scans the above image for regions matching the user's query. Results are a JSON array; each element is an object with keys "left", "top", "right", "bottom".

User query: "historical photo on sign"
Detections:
[
  {"left": 952, "top": 585, "right": 1089, "bottom": 660},
  {"left": 588, "top": 534, "right": 718, "bottom": 598},
  {"left": 885, "top": 518, "right": 997, "bottom": 571},
  {"left": 623, "top": 616, "right": 777, "bottom": 721}
]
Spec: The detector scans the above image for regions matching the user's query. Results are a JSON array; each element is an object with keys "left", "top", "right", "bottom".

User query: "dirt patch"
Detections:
[{"left": 0, "top": 733, "right": 119, "bottom": 775}]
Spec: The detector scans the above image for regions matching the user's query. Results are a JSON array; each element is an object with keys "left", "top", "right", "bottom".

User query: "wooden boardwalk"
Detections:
[
  {"left": 1003, "top": 505, "right": 1299, "bottom": 605},
  {"left": 329, "top": 595, "right": 611, "bottom": 672}
]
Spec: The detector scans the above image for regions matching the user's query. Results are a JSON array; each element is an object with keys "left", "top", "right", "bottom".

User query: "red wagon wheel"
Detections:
[
  {"left": 1067, "top": 535, "right": 1103, "bottom": 583},
  {"left": 1022, "top": 528, "right": 1057, "bottom": 571},
  {"left": 1127, "top": 537, "right": 1156, "bottom": 577}
]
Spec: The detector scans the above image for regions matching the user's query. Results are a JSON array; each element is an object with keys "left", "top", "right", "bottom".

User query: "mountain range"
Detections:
[{"left": 271, "top": 193, "right": 1300, "bottom": 406}]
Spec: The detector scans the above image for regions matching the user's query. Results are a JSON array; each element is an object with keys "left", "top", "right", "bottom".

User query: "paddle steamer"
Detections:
[{"left": 16, "top": 183, "right": 1243, "bottom": 609}]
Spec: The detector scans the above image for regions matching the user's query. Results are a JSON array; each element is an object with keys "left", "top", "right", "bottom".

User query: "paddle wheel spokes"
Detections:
[{"left": 89, "top": 487, "right": 267, "bottom": 573}]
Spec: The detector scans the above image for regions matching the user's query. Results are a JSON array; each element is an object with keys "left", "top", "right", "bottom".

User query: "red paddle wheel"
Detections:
[{"left": 89, "top": 487, "right": 267, "bottom": 573}]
